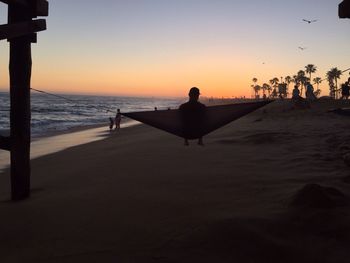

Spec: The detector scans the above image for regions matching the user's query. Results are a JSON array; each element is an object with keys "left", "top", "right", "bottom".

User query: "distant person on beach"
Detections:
[
  {"left": 305, "top": 82, "right": 317, "bottom": 100},
  {"left": 109, "top": 117, "right": 114, "bottom": 131},
  {"left": 341, "top": 82, "right": 350, "bottom": 99},
  {"left": 292, "top": 85, "right": 310, "bottom": 109},
  {"left": 179, "top": 87, "right": 206, "bottom": 146},
  {"left": 115, "top": 109, "right": 121, "bottom": 130},
  {"left": 292, "top": 85, "right": 301, "bottom": 100}
]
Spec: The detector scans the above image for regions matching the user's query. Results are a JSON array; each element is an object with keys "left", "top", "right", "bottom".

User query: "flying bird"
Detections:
[
  {"left": 298, "top": 46, "right": 307, "bottom": 51},
  {"left": 302, "top": 19, "right": 317, "bottom": 24}
]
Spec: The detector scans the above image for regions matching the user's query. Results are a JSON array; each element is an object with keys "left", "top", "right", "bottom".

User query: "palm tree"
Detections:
[
  {"left": 285, "top": 76, "right": 292, "bottom": 96},
  {"left": 296, "top": 70, "right": 309, "bottom": 96},
  {"left": 269, "top": 78, "right": 279, "bottom": 98},
  {"left": 262, "top": 83, "right": 270, "bottom": 97},
  {"left": 313, "top": 77, "right": 322, "bottom": 97},
  {"left": 252, "top": 78, "right": 258, "bottom": 98},
  {"left": 265, "top": 83, "right": 272, "bottom": 97},
  {"left": 253, "top": 85, "right": 261, "bottom": 98},
  {"left": 293, "top": 75, "right": 298, "bottom": 85},
  {"left": 252, "top": 78, "right": 258, "bottom": 86},
  {"left": 313, "top": 77, "right": 322, "bottom": 89},
  {"left": 305, "top": 64, "right": 317, "bottom": 82},
  {"left": 327, "top": 75, "right": 336, "bottom": 98},
  {"left": 326, "top": 68, "right": 342, "bottom": 99},
  {"left": 269, "top": 77, "right": 279, "bottom": 88}
]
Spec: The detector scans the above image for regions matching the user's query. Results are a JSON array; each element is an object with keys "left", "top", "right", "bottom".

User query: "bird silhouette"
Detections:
[
  {"left": 302, "top": 19, "right": 317, "bottom": 24},
  {"left": 298, "top": 46, "right": 307, "bottom": 51}
]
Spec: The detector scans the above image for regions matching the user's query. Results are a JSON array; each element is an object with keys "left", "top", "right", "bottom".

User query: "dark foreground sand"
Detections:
[{"left": 1, "top": 99, "right": 350, "bottom": 263}]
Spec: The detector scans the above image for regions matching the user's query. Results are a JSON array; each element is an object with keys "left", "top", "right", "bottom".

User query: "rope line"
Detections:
[{"left": 30, "top": 88, "right": 117, "bottom": 114}]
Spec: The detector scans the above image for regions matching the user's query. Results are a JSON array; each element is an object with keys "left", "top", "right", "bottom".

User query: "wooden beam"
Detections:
[
  {"left": 0, "top": 19, "right": 46, "bottom": 40},
  {"left": 339, "top": 0, "right": 350, "bottom": 18},
  {"left": 0, "top": 0, "right": 49, "bottom": 17},
  {"left": 0, "top": 136, "right": 11, "bottom": 151},
  {"left": 1, "top": 0, "right": 28, "bottom": 5}
]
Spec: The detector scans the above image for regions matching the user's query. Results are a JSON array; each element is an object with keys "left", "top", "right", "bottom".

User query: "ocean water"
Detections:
[{"left": 0, "top": 91, "right": 184, "bottom": 137}]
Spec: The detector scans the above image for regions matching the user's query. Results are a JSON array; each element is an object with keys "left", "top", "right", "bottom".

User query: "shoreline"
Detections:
[
  {"left": 0, "top": 119, "right": 141, "bottom": 172},
  {"left": 0, "top": 99, "right": 256, "bottom": 172}
]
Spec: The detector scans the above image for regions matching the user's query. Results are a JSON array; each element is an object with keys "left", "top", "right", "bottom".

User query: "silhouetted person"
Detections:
[
  {"left": 305, "top": 82, "right": 316, "bottom": 100},
  {"left": 109, "top": 117, "right": 114, "bottom": 131},
  {"left": 341, "top": 82, "right": 350, "bottom": 99},
  {"left": 115, "top": 109, "right": 121, "bottom": 130},
  {"left": 292, "top": 85, "right": 301, "bottom": 100},
  {"left": 154, "top": 107, "right": 158, "bottom": 111},
  {"left": 179, "top": 87, "right": 206, "bottom": 146},
  {"left": 292, "top": 85, "right": 310, "bottom": 109}
]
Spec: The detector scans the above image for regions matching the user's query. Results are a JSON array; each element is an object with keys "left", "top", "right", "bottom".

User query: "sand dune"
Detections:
[{"left": 0, "top": 99, "right": 350, "bottom": 262}]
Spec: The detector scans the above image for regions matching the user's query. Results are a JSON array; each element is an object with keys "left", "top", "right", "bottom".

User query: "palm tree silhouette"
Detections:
[
  {"left": 313, "top": 77, "right": 322, "bottom": 89},
  {"left": 296, "top": 70, "right": 309, "bottom": 96},
  {"left": 262, "top": 83, "right": 270, "bottom": 97},
  {"left": 326, "top": 68, "right": 342, "bottom": 99},
  {"left": 252, "top": 78, "right": 258, "bottom": 98},
  {"left": 252, "top": 78, "right": 258, "bottom": 85},
  {"left": 326, "top": 74, "right": 335, "bottom": 98},
  {"left": 265, "top": 83, "right": 272, "bottom": 97},
  {"left": 313, "top": 77, "right": 322, "bottom": 97},
  {"left": 285, "top": 76, "right": 292, "bottom": 96},
  {"left": 269, "top": 78, "right": 279, "bottom": 98},
  {"left": 305, "top": 64, "right": 317, "bottom": 82},
  {"left": 253, "top": 85, "right": 261, "bottom": 99}
]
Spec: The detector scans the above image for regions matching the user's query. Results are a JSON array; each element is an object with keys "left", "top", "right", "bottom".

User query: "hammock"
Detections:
[{"left": 122, "top": 100, "right": 273, "bottom": 139}]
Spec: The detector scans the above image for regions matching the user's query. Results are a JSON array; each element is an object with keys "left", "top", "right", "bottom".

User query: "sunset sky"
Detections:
[{"left": 0, "top": 0, "right": 349, "bottom": 97}]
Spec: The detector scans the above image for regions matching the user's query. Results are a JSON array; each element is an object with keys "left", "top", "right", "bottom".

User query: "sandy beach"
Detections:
[
  {"left": 1, "top": 99, "right": 350, "bottom": 262},
  {"left": 0, "top": 120, "right": 139, "bottom": 172}
]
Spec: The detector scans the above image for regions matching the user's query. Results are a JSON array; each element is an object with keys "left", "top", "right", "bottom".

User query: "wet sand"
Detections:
[
  {"left": 0, "top": 120, "right": 139, "bottom": 172},
  {"left": 0, "top": 99, "right": 350, "bottom": 262}
]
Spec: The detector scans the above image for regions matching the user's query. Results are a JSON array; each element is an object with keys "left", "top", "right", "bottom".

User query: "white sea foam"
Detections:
[{"left": 0, "top": 92, "right": 184, "bottom": 137}]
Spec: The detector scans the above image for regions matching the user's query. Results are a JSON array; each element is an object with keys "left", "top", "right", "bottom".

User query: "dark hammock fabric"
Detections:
[{"left": 122, "top": 100, "right": 273, "bottom": 139}]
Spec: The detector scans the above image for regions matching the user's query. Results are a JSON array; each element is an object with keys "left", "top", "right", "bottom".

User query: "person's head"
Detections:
[
  {"left": 117, "top": 109, "right": 120, "bottom": 113},
  {"left": 294, "top": 85, "right": 299, "bottom": 89},
  {"left": 188, "top": 87, "right": 200, "bottom": 101}
]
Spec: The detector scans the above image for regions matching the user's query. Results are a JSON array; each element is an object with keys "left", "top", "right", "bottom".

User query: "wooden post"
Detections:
[
  {"left": 339, "top": 0, "right": 350, "bottom": 18},
  {"left": 0, "top": 136, "right": 11, "bottom": 151},
  {"left": 8, "top": 4, "right": 32, "bottom": 200},
  {"left": 0, "top": 0, "right": 47, "bottom": 200}
]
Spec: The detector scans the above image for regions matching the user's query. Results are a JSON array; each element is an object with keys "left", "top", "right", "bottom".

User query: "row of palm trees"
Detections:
[
  {"left": 326, "top": 67, "right": 343, "bottom": 99},
  {"left": 252, "top": 64, "right": 345, "bottom": 99}
]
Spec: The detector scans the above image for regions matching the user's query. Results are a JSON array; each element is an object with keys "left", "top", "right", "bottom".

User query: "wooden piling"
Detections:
[
  {"left": 8, "top": 4, "right": 32, "bottom": 200},
  {"left": 0, "top": 0, "right": 48, "bottom": 200}
]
